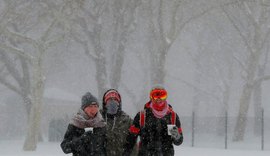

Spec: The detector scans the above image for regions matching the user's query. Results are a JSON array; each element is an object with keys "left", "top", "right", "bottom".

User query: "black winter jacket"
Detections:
[
  {"left": 101, "top": 111, "right": 137, "bottom": 156},
  {"left": 61, "top": 124, "right": 107, "bottom": 156},
  {"left": 123, "top": 103, "right": 183, "bottom": 156}
]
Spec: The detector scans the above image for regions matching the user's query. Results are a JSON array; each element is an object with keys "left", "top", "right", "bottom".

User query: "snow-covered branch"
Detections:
[
  {"left": 45, "top": 34, "right": 66, "bottom": 49},
  {"left": 254, "top": 75, "right": 270, "bottom": 84},
  {"left": 0, "top": 76, "right": 22, "bottom": 96},
  {"left": 221, "top": 6, "right": 253, "bottom": 53},
  {"left": 232, "top": 54, "right": 248, "bottom": 73},
  {"left": 70, "top": 30, "right": 97, "bottom": 60},
  {"left": 3, "top": 29, "right": 38, "bottom": 47},
  {"left": 168, "top": 73, "right": 221, "bottom": 102},
  {"left": 0, "top": 43, "right": 33, "bottom": 61}
]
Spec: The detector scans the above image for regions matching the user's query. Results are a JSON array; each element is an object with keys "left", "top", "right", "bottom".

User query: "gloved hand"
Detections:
[
  {"left": 75, "top": 130, "right": 92, "bottom": 145},
  {"left": 69, "top": 129, "right": 93, "bottom": 152},
  {"left": 70, "top": 137, "right": 87, "bottom": 153},
  {"left": 170, "top": 126, "right": 180, "bottom": 140}
]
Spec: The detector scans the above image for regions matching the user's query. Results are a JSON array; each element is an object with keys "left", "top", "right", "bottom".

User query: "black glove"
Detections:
[
  {"left": 170, "top": 126, "right": 180, "bottom": 140},
  {"left": 81, "top": 130, "right": 93, "bottom": 143},
  {"left": 70, "top": 137, "right": 84, "bottom": 152},
  {"left": 69, "top": 130, "right": 93, "bottom": 153}
]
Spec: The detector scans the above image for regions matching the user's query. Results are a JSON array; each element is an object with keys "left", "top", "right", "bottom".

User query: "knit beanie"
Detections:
[
  {"left": 81, "top": 92, "right": 98, "bottom": 110},
  {"left": 104, "top": 89, "right": 121, "bottom": 104}
]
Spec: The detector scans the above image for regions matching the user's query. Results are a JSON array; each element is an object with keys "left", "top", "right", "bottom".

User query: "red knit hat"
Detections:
[{"left": 104, "top": 90, "right": 121, "bottom": 104}]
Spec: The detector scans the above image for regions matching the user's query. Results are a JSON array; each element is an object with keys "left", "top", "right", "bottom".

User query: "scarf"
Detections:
[
  {"left": 150, "top": 101, "right": 169, "bottom": 118},
  {"left": 71, "top": 109, "right": 106, "bottom": 129}
]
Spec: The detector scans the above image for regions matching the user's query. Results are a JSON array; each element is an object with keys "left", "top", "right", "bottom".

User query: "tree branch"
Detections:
[
  {"left": 168, "top": 73, "right": 221, "bottom": 102},
  {"left": 3, "top": 28, "right": 38, "bottom": 47},
  {"left": 167, "top": 0, "right": 181, "bottom": 46},
  {"left": 40, "top": 0, "right": 70, "bottom": 42},
  {"left": 157, "top": 0, "right": 165, "bottom": 45},
  {"left": 242, "top": 1, "right": 258, "bottom": 28},
  {"left": 221, "top": 5, "right": 253, "bottom": 54},
  {"left": 45, "top": 33, "right": 66, "bottom": 49},
  {"left": 254, "top": 75, "right": 270, "bottom": 84},
  {"left": 0, "top": 52, "right": 24, "bottom": 87},
  {"left": 0, "top": 76, "right": 22, "bottom": 96},
  {"left": 0, "top": 43, "right": 33, "bottom": 61},
  {"left": 70, "top": 30, "right": 97, "bottom": 60},
  {"left": 259, "top": 28, "right": 270, "bottom": 52},
  {"left": 232, "top": 54, "right": 248, "bottom": 72}
]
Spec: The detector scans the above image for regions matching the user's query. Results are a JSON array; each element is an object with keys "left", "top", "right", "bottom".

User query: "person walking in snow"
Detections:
[
  {"left": 61, "top": 92, "right": 106, "bottom": 156},
  {"left": 123, "top": 86, "right": 183, "bottom": 156},
  {"left": 101, "top": 89, "right": 137, "bottom": 156}
]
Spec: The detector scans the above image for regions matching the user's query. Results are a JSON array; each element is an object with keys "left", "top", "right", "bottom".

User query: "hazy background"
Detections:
[{"left": 0, "top": 0, "right": 270, "bottom": 152}]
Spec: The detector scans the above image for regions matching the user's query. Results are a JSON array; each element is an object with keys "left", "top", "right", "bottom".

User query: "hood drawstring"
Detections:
[
  {"left": 112, "top": 117, "right": 116, "bottom": 130},
  {"left": 105, "top": 114, "right": 117, "bottom": 131}
]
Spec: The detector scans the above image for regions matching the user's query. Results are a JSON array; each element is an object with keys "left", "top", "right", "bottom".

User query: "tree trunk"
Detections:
[
  {"left": 110, "top": 25, "right": 126, "bottom": 90},
  {"left": 253, "top": 67, "right": 263, "bottom": 136},
  {"left": 23, "top": 57, "right": 44, "bottom": 151},
  {"left": 23, "top": 95, "right": 32, "bottom": 121},
  {"left": 233, "top": 52, "right": 259, "bottom": 141},
  {"left": 233, "top": 83, "right": 253, "bottom": 141},
  {"left": 150, "top": 49, "right": 167, "bottom": 85},
  {"left": 95, "top": 54, "right": 107, "bottom": 100},
  {"left": 233, "top": 41, "right": 261, "bottom": 141},
  {"left": 91, "top": 24, "right": 108, "bottom": 99}
]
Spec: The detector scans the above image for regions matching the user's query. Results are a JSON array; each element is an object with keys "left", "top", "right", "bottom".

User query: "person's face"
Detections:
[
  {"left": 106, "top": 98, "right": 119, "bottom": 115},
  {"left": 84, "top": 104, "right": 99, "bottom": 118}
]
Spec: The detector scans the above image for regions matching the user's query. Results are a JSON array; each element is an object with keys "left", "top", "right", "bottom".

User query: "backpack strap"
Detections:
[
  {"left": 168, "top": 106, "right": 176, "bottom": 125},
  {"left": 171, "top": 110, "right": 176, "bottom": 125},
  {"left": 137, "top": 110, "right": 146, "bottom": 149},
  {"left": 140, "top": 110, "right": 145, "bottom": 127}
]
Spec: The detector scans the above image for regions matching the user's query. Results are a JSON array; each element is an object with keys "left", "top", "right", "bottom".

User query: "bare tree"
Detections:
[
  {"left": 222, "top": 0, "right": 270, "bottom": 141},
  {"left": 0, "top": 52, "right": 32, "bottom": 115},
  {"left": 68, "top": 0, "right": 140, "bottom": 98},
  {"left": 67, "top": 0, "right": 108, "bottom": 98},
  {"left": 142, "top": 0, "right": 222, "bottom": 86},
  {"left": 253, "top": 45, "right": 270, "bottom": 136},
  {"left": 109, "top": 0, "right": 141, "bottom": 89},
  {"left": 0, "top": 0, "right": 69, "bottom": 150},
  {"left": 188, "top": 27, "right": 235, "bottom": 136},
  {"left": 204, "top": 12, "right": 239, "bottom": 135},
  {"left": 143, "top": 0, "right": 182, "bottom": 85}
]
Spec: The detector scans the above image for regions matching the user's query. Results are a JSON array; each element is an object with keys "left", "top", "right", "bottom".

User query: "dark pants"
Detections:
[{"left": 138, "top": 141, "right": 174, "bottom": 156}]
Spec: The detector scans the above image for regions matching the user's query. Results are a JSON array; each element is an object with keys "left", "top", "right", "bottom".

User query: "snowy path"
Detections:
[{"left": 0, "top": 141, "right": 269, "bottom": 156}]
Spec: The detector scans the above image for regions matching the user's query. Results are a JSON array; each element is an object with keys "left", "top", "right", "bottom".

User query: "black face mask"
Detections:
[{"left": 106, "top": 100, "right": 119, "bottom": 115}]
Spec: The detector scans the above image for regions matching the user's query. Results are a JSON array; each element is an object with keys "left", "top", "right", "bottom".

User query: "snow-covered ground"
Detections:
[{"left": 0, "top": 140, "right": 269, "bottom": 156}]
